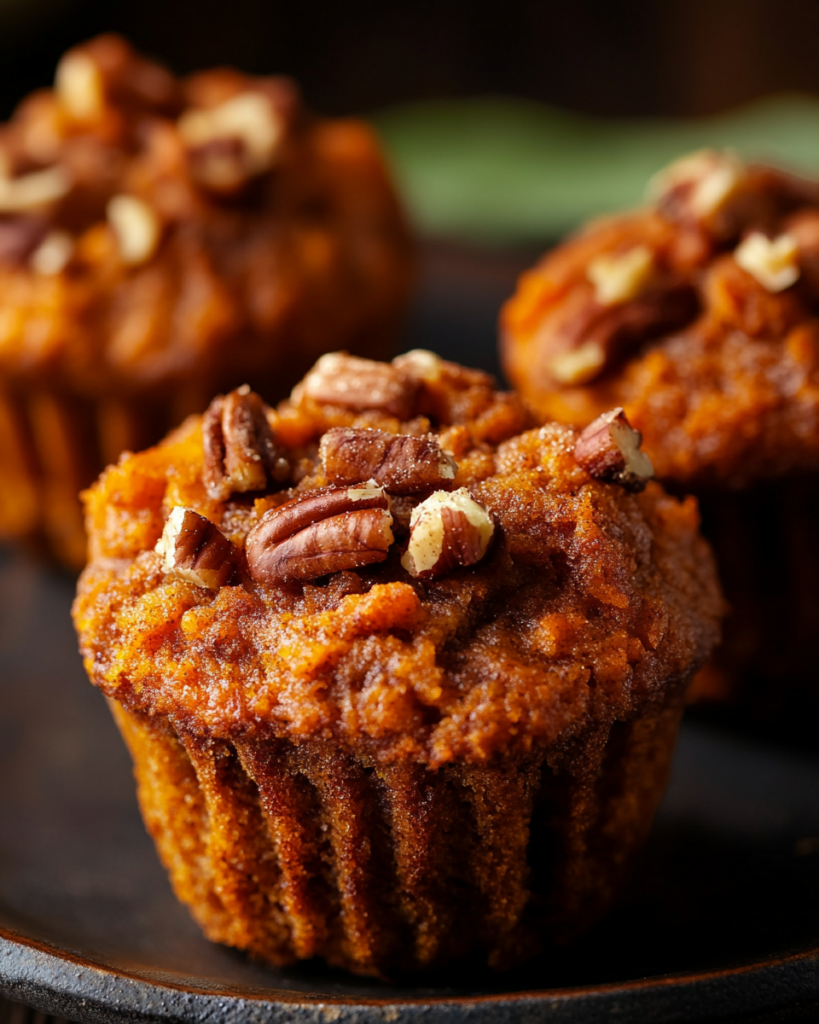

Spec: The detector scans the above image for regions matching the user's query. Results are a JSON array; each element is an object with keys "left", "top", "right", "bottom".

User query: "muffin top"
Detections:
[
  {"left": 501, "top": 150, "right": 819, "bottom": 489},
  {"left": 74, "top": 352, "right": 722, "bottom": 767},
  {"left": 0, "top": 35, "right": 411, "bottom": 400}
]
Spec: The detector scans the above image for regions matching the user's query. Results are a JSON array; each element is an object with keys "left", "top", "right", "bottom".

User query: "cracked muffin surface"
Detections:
[{"left": 73, "top": 351, "right": 722, "bottom": 976}]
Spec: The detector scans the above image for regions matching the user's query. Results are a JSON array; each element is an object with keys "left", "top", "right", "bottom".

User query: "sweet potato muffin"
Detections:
[
  {"left": 73, "top": 350, "right": 721, "bottom": 977},
  {"left": 501, "top": 150, "right": 819, "bottom": 718},
  {"left": 0, "top": 35, "right": 412, "bottom": 568}
]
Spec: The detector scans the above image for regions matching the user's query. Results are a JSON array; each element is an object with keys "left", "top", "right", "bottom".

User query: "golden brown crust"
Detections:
[
  {"left": 501, "top": 157, "right": 819, "bottom": 489},
  {"left": 73, "top": 354, "right": 721, "bottom": 767}
]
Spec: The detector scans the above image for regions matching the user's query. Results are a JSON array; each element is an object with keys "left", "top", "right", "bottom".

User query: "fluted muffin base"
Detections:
[{"left": 111, "top": 693, "right": 686, "bottom": 978}]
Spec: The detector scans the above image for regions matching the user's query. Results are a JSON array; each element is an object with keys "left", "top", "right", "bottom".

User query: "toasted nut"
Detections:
[
  {"left": 587, "top": 245, "right": 655, "bottom": 305},
  {"left": 179, "top": 92, "right": 284, "bottom": 190},
  {"left": 202, "top": 385, "right": 288, "bottom": 501},
  {"left": 30, "top": 230, "right": 73, "bottom": 275},
  {"left": 647, "top": 149, "right": 745, "bottom": 223},
  {"left": 401, "top": 488, "right": 494, "bottom": 578},
  {"left": 245, "top": 485, "right": 394, "bottom": 584},
  {"left": 155, "top": 506, "right": 237, "bottom": 589},
  {"left": 392, "top": 349, "right": 443, "bottom": 382},
  {"left": 734, "top": 231, "right": 799, "bottom": 293},
  {"left": 319, "top": 427, "right": 457, "bottom": 494},
  {"left": 548, "top": 340, "right": 607, "bottom": 386},
  {"left": 0, "top": 166, "right": 72, "bottom": 213},
  {"left": 298, "top": 353, "right": 419, "bottom": 419},
  {"left": 545, "top": 283, "right": 697, "bottom": 387},
  {"left": 55, "top": 52, "right": 105, "bottom": 120},
  {"left": 574, "top": 408, "right": 653, "bottom": 492},
  {"left": 0, "top": 216, "right": 48, "bottom": 266},
  {"left": 107, "top": 194, "right": 161, "bottom": 265}
]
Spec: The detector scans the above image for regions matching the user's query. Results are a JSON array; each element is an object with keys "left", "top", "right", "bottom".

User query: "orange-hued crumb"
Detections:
[{"left": 73, "top": 354, "right": 722, "bottom": 975}]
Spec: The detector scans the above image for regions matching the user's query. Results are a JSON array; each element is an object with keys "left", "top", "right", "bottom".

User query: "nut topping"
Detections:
[
  {"left": 0, "top": 166, "right": 72, "bottom": 213},
  {"left": 179, "top": 92, "right": 285, "bottom": 192},
  {"left": 574, "top": 408, "right": 653, "bottom": 492},
  {"left": 30, "top": 230, "right": 73, "bottom": 275},
  {"left": 401, "top": 488, "right": 494, "bottom": 578},
  {"left": 245, "top": 485, "right": 394, "bottom": 585},
  {"left": 544, "top": 282, "right": 697, "bottom": 387},
  {"left": 587, "top": 245, "right": 655, "bottom": 305},
  {"left": 319, "top": 427, "right": 457, "bottom": 494},
  {"left": 647, "top": 149, "right": 746, "bottom": 230},
  {"left": 299, "top": 353, "right": 419, "bottom": 419},
  {"left": 202, "top": 386, "right": 288, "bottom": 501},
  {"left": 155, "top": 507, "right": 237, "bottom": 589},
  {"left": 392, "top": 349, "right": 443, "bottom": 382},
  {"left": 734, "top": 231, "right": 800, "bottom": 293},
  {"left": 55, "top": 51, "right": 105, "bottom": 120},
  {"left": 107, "top": 195, "right": 161, "bottom": 266}
]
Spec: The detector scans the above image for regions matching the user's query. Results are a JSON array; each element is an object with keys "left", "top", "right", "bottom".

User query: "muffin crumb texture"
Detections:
[{"left": 74, "top": 353, "right": 722, "bottom": 975}]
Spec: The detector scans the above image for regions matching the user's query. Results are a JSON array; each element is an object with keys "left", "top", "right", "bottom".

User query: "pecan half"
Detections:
[
  {"left": 401, "top": 488, "right": 495, "bottom": 578},
  {"left": 245, "top": 485, "right": 394, "bottom": 585},
  {"left": 319, "top": 427, "right": 457, "bottom": 494},
  {"left": 155, "top": 506, "right": 237, "bottom": 589},
  {"left": 202, "top": 386, "right": 288, "bottom": 501},
  {"left": 543, "top": 281, "right": 697, "bottom": 386},
  {"left": 299, "top": 353, "right": 419, "bottom": 419},
  {"left": 574, "top": 408, "right": 653, "bottom": 492}
]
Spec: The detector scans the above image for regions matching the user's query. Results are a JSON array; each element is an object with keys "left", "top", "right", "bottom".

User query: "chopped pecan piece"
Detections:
[
  {"left": 0, "top": 216, "right": 48, "bottom": 266},
  {"left": 179, "top": 91, "right": 287, "bottom": 193},
  {"left": 543, "top": 281, "right": 698, "bottom": 386},
  {"left": 647, "top": 149, "right": 748, "bottom": 239},
  {"left": 734, "top": 231, "right": 799, "bottom": 293},
  {"left": 319, "top": 427, "right": 457, "bottom": 494},
  {"left": 574, "top": 408, "right": 653, "bottom": 492},
  {"left": 587, "top": 245, "right": 656, "bottom": 305},
  {"left": 30, "top": 230, "right": 74, "bottom": 275},
  {"left": 155, "top": 506, "right": 237, "bottom": 589},
  {"left": 245, "top": 485, "right": 394, "bottom": 585},
  {"left": 401, "top": 488, "right": 495, "bottom": 578},
  {"left": 299, "top": 353, "right": 419, "bottom": 419},
  {"left": 202, "top": 386, "right": 288, "bottom": 501},
  {"left": 107, "top": 195, "right": 161, "bottom": 265},
  {"left": 392, "top": 348, "right": 443, "bottom": 382}
]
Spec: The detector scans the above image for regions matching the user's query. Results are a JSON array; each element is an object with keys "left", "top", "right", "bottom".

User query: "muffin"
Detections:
[
  {"left": 501, "top": 150, "right": 819, "bottom": 720},
  {"left": 0, "top": 35, "right": 413, "bottom": 568},
  {"left": 73, "top": 350, "right": 721, "bottom": 977}
]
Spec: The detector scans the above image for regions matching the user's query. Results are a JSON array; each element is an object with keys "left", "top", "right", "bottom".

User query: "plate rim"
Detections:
[{"left": 2, "top": 924, "right": 819, "bottom": 1024}]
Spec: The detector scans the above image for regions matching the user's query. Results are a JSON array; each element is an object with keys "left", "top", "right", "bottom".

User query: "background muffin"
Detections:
[
  {"left": 0, "top": 35, "right": 413, "bottom": 568},
  {"left": 501, "top": 151, "right": 819, "bottom": 725},
  {"left": 73, "top": 350, "right": 721, "bottom": 977}
]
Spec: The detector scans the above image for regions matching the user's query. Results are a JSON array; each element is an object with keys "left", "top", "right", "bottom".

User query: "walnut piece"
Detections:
[
  {"left": 107, "top": 194, "right": 161, "bottom": 265},
  {"left": 574, "top": 408, "right": 654, "bottom": 492},
  {"left": 179, "top": 92, "right": 285, "bottom": 192},
  {"left": 155, "top": 506, "right": 237, "bottom": 589},
  {"left": 587, "top": 245, "right": 656, "bottom": 305},
  {"left": 734, "top": 231, "right": 800, "bottom": 293},
  {"left": 401, "top": 488, "right": 494, "bottom": 578},
  {"left": 245, "top": 485, "right": 394, "bottom": 585},
  {"left": 202, "top": 386, "right": 288, "bottom": 501},
  {"left": 319, "top": 427, "right": 457, "bottom": 494},
  {"left": 299, "top": 353, "right": 419, "bottom": 419}
]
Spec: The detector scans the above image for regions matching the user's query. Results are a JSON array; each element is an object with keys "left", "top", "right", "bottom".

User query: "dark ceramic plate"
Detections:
[{"left": 2, "top": 250, "right": 819, "bottom": 1023}]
